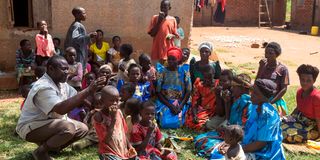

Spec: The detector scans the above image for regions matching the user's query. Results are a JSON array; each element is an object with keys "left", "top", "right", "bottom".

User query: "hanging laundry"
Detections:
[
  {"left": 200, "top": 0, "right": 205, "bottom": 8},
  {"left": 210, "top": 0, "right": 216, "bottom": 7},
  {"left": 214, "top": 0, "right": 226, "bottom": 23},
  {"left": 221, "top": 0, "right": 226, "bottom": 12},
  {"left": 194, "top": 0, "right": 212, "bottom": 12},
  {"left": 195, "top": 0, "right": 201, "bottom": 12},
  {"left": 205, "top": 0, "right": 209, "bottom": 6}
]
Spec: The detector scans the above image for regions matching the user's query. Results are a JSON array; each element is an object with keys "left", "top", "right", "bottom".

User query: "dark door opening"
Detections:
[{"left": 13, "top": 0, "right": 32, "bottom": 27}]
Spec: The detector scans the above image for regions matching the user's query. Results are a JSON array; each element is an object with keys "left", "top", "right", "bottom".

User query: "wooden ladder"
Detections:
[{"left": 259, "top": 0, "right": 272, "bottom": 28}]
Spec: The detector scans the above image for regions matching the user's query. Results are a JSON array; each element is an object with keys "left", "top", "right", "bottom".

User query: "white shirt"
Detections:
[{"left": 16, "top": 73, "right": 77, "bottom": 139}]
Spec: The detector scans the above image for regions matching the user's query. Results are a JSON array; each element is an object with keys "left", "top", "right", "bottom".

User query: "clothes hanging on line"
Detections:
[
  {"left": 214, "top": 1, "right": 226, "bottom": 24},
  {"left": 194, "top": 0, "right": 214, "bottom": 12}
]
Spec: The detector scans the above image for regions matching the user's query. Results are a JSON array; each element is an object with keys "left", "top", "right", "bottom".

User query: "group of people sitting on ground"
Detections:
[{"left": 14, "top": 0, "right": 320, "bottom": 160}]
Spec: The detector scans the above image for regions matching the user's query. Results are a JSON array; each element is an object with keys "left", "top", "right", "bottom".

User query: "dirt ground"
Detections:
[{"left": 190, "top": 27, "right": 320, "bottom": 86}]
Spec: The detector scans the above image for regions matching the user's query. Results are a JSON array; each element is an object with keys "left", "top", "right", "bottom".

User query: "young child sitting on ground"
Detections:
[
  {"left": 65, "top": 47, "right": 83, "bottom": 91},
  {"left": 131, "top": 101, "right": 177, "bottom": 160},
  {"left": 117, "top": 44, "right": 136, "bottom": 82},
  {"left": 218, "top": 125, "right": 246, "bottom": 160},
  {"left": 118, "top": 64, "right": 151, "bottom": 102},
  {"left": 53, "top": 37, "right": 63, "bottom": 56},
  {"left": 94, "top": 86, "right": 137, "bottom": 160},
  {"left": 206, "top": 69, "right": 233, "bottom": 130},
  {"left": 186, "top": 65, "right": 218, "bottom": 131},
  {"left": 124, "top": 98, "right": 142, "bottom": 138},
  {"left": 108, "top": 36, "right": 122, "bottom": 72}
]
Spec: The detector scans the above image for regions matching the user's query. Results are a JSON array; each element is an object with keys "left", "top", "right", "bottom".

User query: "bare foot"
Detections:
[{"left": 32, "top": 145, "right": 52, "bottom": 160}]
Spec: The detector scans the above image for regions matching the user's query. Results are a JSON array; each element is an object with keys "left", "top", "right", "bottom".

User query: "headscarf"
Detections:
[
  {"left": 99, "top": 64, "right": 112, "bottom": 72},
  {"left": 198, "top": 42, "right": 214, "bottom": 52},
  {"left": 167, "top": 47, "right": 182, "bottom": 61},
  {"left": 266, "top": 42, "right": 281, "bottom": 56},
  {"left": 255, "top": 79, "right": 277, "bottom": 98}
]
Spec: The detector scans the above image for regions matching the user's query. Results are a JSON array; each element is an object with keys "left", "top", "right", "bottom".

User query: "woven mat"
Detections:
[{"left": 283, "top": 143, "right": 320, "bottom": 155}]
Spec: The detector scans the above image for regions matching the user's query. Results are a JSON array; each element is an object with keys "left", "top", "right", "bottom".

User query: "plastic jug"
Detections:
[{"left": 311, "top": 26, "right": 319, "bottom": 36}]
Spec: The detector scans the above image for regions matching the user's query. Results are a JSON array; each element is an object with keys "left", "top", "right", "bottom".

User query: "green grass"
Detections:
[
  {"left": 1, "top": 86, "right": 320, "bottom": 159},
  {"left": 226, "top": 62, "right": 257, "bottom": 80}
]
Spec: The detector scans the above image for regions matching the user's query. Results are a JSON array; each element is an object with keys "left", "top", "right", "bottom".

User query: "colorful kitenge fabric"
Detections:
[
  {"left": 117, "top": 80, "right": 151, "bottom": 102},
  {"left": 229, "top": 94, "right": 252, "bottom": 126},
  {"left": 185, "top": 78, "right": 217, "bottom": 131},
  {"left": 155, "top": 63, "right": 191, "bottom": 129},
  {"left": 282, "top": 111, "right": 319, "bottom": 143}
]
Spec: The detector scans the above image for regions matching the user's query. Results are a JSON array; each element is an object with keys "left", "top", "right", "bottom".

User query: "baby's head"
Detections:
[
  {"left": 120, "top": 82, "right": 136, "bottom": 102},
  {"left": 139, "top": 101, "right": 156, "bottom": 123},
  {"left": 124, "top": 98, "right": 141, "bottom": 117},
  {"left": 223, "top": 125, "right": 244, "bottom": 146},
  {"left": 100, "top": 86, "right": 120, "bottom": 109}
]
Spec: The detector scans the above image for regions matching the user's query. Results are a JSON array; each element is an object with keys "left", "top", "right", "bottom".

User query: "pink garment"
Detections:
[
  {"left": 142, "top": 66, "right": 157, "bottom": 81},
  {"left": 35, "top": 34, "right": 55, "bottom": 57},
  {"left": 94, "top": 110, "right": 133, "bottom": 159}
]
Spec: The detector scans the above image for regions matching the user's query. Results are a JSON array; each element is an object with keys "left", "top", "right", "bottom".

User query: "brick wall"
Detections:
[
  {"left": 0, "top": 0, "right": 193, "bottom": 72},
  {"left": 193, "top": 0, "right": 286, "bottom": 26},
  {"left": 291, "top": 0, "right": 314, "bottom": 30}
]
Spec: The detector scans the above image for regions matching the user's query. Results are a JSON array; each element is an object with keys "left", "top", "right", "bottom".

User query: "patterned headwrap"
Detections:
[
  {"left": 255, "top": 78, "right": 277, "bottom": 98},
  {"left": 167, "top": 47, "right": 182, "bottom": 61}
]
